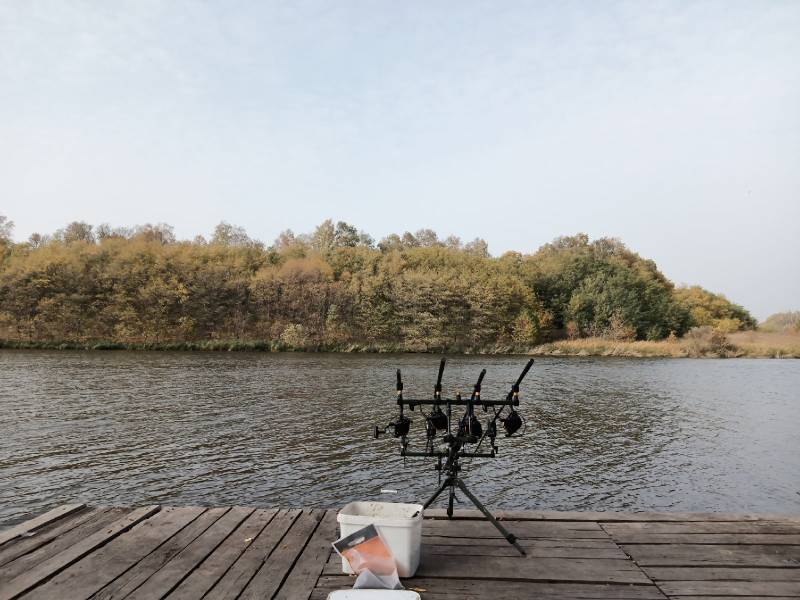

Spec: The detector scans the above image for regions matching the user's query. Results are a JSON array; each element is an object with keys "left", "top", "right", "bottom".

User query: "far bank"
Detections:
[{"left": 1, "top": 330, "right": 798, "bottom": 358}]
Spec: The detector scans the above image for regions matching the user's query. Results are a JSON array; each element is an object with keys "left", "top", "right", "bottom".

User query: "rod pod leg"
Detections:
[
  {"left": 422, "top": 476, "right": 452, "bottom": 510},
  {"left": 454, "top": 478, "right": 526, "bottom": 556},
  {"left": 447, "top": 483, "right": 455, "bottom": 518}
]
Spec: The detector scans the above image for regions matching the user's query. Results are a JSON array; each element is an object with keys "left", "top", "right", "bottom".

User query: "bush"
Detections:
[
  {"left": 684, "top": 326, "right": 737, "bottom": 357},
  {"left": 673, "top": 286, "right": 756, "bottom": 331},
  {"left": 602, "top": 312, "right": 637, "bottom": 341},
  {"left": 760, "top": 311, "right": 800, "bottom": 333},
  {"left": 280, "top": 323, "right": 309, "bottom": 349}
]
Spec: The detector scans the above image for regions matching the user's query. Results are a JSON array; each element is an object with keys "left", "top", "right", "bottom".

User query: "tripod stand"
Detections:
[
  {"left": 375, "top": 358, "right": 534, "bottom": 558},
  {"left": 422, "top": 446, "right": 526, "bottom": 556}
]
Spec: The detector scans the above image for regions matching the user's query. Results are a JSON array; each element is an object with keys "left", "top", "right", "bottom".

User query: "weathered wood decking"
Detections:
[{"left": 1, "top": 505, "right": 799, "bottom": 599}]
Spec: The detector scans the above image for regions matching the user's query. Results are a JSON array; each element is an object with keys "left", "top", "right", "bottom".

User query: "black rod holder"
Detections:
[
  {"left": 397, "top": 398, "right": 519, "bottom": 408},
  {"left": 375, "top": 359, "right": 535, "bottom": 556}
]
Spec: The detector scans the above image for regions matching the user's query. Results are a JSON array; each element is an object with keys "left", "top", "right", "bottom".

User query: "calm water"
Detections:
[{"left": 1, "top": 351, "right": 799, "bottom": 526}]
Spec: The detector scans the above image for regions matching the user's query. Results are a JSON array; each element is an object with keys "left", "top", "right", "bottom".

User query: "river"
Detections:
[{"left": 1, "top": 351, "right": 798, "bottom": 526}]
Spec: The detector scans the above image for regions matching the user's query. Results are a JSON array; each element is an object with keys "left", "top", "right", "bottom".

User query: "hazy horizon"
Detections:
[{"left": 2, "top": 1, "right": 798, "bottom": 320}]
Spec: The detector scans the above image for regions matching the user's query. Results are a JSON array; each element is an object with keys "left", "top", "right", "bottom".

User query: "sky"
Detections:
[{"left": 1, "top": 1, "right": 798, "bottom": 320}]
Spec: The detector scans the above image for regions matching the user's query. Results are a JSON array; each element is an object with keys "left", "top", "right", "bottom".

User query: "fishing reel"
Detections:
[
  {"left": 374, "top": 368, "right": 413, "bottom": 440},
  {"left": 456, "top": 370, "right": 486, "bottom": 441},
  {"left": 374, "top": 416, "right": 411, "bottom": 439},
  {"left": 426, "top": 407, "right": 447, "bottom": 438},
  {"left": 501, "top": 408, "right": 524, "bottom": 436},
  {"left": 498, "top": 381, "right": 525, "bottom": 436},
  {"left": 426, "top": 361, "right": 449, "bottom": 435},
  {"left": 457, "top": 414, "right": 482, "bottom": 440}
]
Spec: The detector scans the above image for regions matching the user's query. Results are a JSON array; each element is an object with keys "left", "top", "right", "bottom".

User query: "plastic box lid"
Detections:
[
  {"left": 327, "top": 591, "right": 421, "bottom": 599},
  {"left": 337, "top": 502, "right": 423, "bottom": 527}
]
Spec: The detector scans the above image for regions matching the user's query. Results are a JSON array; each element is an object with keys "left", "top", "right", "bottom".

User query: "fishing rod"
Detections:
[{"left": 471, "top": 358, "right": 533, "bottom": 455}]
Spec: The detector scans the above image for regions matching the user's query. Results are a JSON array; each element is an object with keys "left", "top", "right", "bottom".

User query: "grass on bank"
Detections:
[
  {"left": 1, "top": 329, "right": 799, "bottom": 357},
  {"left": 728, "top": 331, "right": 800, "bottom": 358},
  {"left": 531, "top": 329, "right": 800, "bottom": 358},
  {"left": 0, "top": 339, "right": 416, "bottom": 353}
]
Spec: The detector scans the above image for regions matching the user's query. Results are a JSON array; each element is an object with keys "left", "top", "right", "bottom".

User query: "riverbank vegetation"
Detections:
[
  {"left": 759, "top": 311, "right": 800, "bottom": 333},
  {"left": 0, "top": 215, "right": 786, "bottom": 357},
  {"left": 531, "top": 330, "right": 800, "bottom": 358},
  {"left": 4, "top": 329, "right": 795, "bottom": 357}
]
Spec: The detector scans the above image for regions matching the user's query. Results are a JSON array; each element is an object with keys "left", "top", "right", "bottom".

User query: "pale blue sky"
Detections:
[{"left": 1, "top": 1, "right": 798, "bottom": 319}]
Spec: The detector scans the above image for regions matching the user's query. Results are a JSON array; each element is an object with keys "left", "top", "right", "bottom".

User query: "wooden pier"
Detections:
[{"left": 1, "top": 505, "right": 799, "bottom": 599}]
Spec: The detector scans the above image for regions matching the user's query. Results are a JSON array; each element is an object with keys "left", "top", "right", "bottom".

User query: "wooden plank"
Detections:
[
  {"left": 671, "top": 596, "right": 800, "bottom": 600},
  {"left": 0, "top": 504, "right": 86, "bottom": 547},
  {"left": 0, "top": 505, "right": 159, "bottom": 600},
  {"left": 604, "top": 522, "right": 800, "bottom": 535},
  {"left": 166, "top": 508, "right": 277, "bottom": 600},
  {"left": 608, "top": 533, "right": 800, "bottom": 545},
  {"left": 422, "top": 543, "right": 627, "bottom": 559},
  {"left": 238, "top": 509, "right": 325, "bottom": 600},
  {"left": 26, "top": 507, "right": 201, "bottom": 599},
  {"left": 424, "top": 509, "right": 800, "bottom": 523},
  {"left": 423, "top": 519, "right": 608, "bottom": 539},
  {"left": 323, "top": 551, "right": 341, "bottom": 571},
  {"left": 322, "top": 553, "right": 652, "bottom": 585},
  {"left": 313, "top": 575, "right": 667, "bottom": 599},
  {"left": 6, "top": 506, "right": 798, "bottom": 599},
  {"left": 659, "top": 580, "right": 800, "bottom": 596},
  {"left": 410, "top": 555, "right": 652, "bottom": 584},
  {"left": 0, "top": 509, "right": 126, "bottom": 581},
  {"left": 91, "top": 507, "right": 229, "bottom": 600},
  {"left": 322, "top": 539, "right": 628, "bottom": 566},
  {"left": 423, "top": 535, "right": 620, "bottom": 549},
  {"left": 0, "top": 509, "right": 130, "bottom": 582},
  {"left": 642, "top": 567, "right": 800, "bottom": 582},
  {"left": 204, "top": 509, "right": 302, "bottom": 600},
  {"left": 0, "top": 507, "right": 102, "bottom": 568},
  {"left": 621, "top": 544, "right": 800, "bottom": 567},
  {"left": 125, "top": 506, "right": 255, "bottom": 600},
  {"left": 274, "top": 510, "right": 338, "bottom": 600}
]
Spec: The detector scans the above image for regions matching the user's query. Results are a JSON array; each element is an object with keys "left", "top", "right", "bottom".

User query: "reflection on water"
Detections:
[{"left": 1, "top": 351, "right": 798, "bottom": 526}]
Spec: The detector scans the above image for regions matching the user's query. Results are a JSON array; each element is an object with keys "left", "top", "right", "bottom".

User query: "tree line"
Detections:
[{"left": 0, "top": 216, "right": 757, "bottom": 351}]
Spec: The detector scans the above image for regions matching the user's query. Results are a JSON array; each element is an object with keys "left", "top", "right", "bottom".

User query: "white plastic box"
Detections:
[
  {"left": 327, "top": 591, "right": 420, "bottom": 600},
  {"left": 337, "top": 501, "right": 423, "bottom": 578}
]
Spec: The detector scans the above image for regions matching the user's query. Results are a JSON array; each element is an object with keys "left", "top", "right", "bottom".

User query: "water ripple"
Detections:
[{"left": 1, "top": 351, "right": 799, "bottom": 526}]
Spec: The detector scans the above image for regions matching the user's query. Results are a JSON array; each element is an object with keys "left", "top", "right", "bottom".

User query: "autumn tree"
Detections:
[
  {"left": 56, "top": 221, "right": 95, "bottom": 244},
  {"left": 211, "top": 222, "right": 257, "bottom": 247},
  {"left": 0, "top": 215, "right": 13, "bottom": 243},
  {"left": 673, "top": 286, "right": 757, "bottom": 332},
  {"left": 0, "top": 220, "right": 756, "bottom": 349}
]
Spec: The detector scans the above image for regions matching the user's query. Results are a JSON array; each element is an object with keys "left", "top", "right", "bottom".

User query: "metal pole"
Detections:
[{"left": 454, "top": 478, "right": 526, "bottom": 556}]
